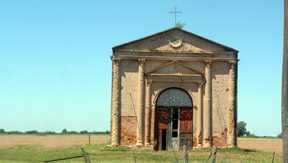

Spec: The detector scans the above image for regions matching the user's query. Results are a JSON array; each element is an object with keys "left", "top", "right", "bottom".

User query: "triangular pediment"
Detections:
[
  {"left": 146, "top": 61, "right": 203, "bottom": 77},
  {"left": 113, "top": 27, "right": 238, "bottom": 54}
]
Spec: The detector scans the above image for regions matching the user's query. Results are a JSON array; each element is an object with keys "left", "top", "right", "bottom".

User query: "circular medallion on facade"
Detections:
[{"left": 169, "top": 37, "right": 183, "bottom": 48}]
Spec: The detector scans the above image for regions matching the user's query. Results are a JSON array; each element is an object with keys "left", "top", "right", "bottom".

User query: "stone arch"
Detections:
[
  {"left": 156, "top": 88, "right": 193, "bottom": 107},
  {"left": 152, "top": 87, "right": 195, "bottom": 108}
]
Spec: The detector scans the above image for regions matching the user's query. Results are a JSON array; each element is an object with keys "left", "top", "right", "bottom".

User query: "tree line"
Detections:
[
  {"left": 0, "top": 128, "right": 110, "bottom": 135},
  {"left": 237, "top": 121, "right": 282, "bottom": 138},
  {"left": 0, "top": 121, "right": 281, "bottom": 137}
]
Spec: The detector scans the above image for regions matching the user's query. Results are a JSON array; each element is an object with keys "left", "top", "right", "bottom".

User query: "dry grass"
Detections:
[
  {"left": 0, "top": 135, "right": 110, "bottom": 149},
  {"left": 238, "top": 137, "right": 282, "bottom": 155}
]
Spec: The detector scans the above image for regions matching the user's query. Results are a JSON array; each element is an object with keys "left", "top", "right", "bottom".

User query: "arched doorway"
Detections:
[{"left": 155, "top": 88, "right": 193, "bottom": 151}]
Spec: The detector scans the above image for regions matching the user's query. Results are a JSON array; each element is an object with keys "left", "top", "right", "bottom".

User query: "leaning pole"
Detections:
[{"left": 283, "top": 0, "right": 288, "bottom": 162}]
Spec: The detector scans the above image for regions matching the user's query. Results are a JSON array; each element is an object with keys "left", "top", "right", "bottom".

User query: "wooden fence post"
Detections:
[
  {"left": 81, "top": 148, "right": 91, "bottom": 163},
  {"left": 81, "top": 148, "right": 88, "bottom": 163},
  {"left": 211, "top": 147, "right": 217, "bottom": 163},
  {"left": 132, "top": 149, "right": 136, "bottom": 163},
  {"left": 183, "top": 140, "right": 188, "bottom": 163},
  {"left": 173, "top": 150, "right": 178, "bottom": 163},
  {"left": 183, "top": 145, "right": 188, "bottom": 163},
  {"left": 86, "top": 152, "right": 91, "bottom": 163}
]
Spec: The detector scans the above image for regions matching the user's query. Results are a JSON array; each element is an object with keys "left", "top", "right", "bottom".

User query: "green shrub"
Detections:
[
  {"left": 43, "top": 131, "right": 56, "bottom": 134},
  {"left": 67, "top": 131, "right": 79, "bottom": 134},
  {"left": 61, "top": 129, "right": 68, "bottom": 134},
  {"left": 0, "top": 129, "right": 5, "bottom": 133},
  {"left": 277, "top": 132, "right": 282, "bottom": 139},
  {"left": 25, "top": 130, "right": 39, "bottom": 134},
  {"left": 246, "top": 134, "right": 259, "bottom": 138},
  {"left": 80, "top": 130, "right": 89, "bottom": 134},
  {"left": 7, "top": 131, "right": 24, "bottom": 134},
  {"left": 153, "top": 139, "right": 158, "bottom": 151}
]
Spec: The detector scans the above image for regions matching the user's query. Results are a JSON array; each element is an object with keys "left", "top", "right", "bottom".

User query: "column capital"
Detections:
[
  {"left": 146, "top": 80, "right": 152, "bottom": 87},
  {"left": 197, "top": 82, "right": 203, "bottom": 88},
  {"left": 204, "top": 60, "right": 212, "bottom": 67},
  {"left": 229, "top": 61, "right": 236, "bottom": 69},
  {"left": 138, "top": 59, "right": 146, "bottom": 64},
  {"left": 112, "top": 58, "right": 121, "bottom": 64}
]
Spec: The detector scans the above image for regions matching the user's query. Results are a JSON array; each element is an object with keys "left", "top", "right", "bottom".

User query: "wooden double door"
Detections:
[{"left": 156, "top": 107, "right": 193, "bottom": 151}]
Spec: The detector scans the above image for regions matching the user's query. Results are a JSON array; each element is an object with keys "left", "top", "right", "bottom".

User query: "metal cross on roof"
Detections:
[{"left": 169, "top": 6, "right": 182, "bottom": 26}]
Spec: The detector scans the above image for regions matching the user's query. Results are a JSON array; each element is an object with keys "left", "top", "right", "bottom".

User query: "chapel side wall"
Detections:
[
  {"left": 211, "top": 61, "right": 230, "bottom": 147},
  {"left": 119, "top": 59, "right": 138, "bottom": 146}
]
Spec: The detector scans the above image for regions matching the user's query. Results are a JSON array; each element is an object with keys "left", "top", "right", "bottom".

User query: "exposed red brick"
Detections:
[
  {"left": 198, "top": 132, "right": 202, "bottom": 145},
  {"left": 120, "top": 116, "right": 137, "bottom": 146},
  {"left": 193, "top": 136, "right": 198, "bottom": 147},
  {"left": 212, "top": 128, "right": 228, "bottom": 148},
  {"left": 204, "top": 138, "right": 210, "bottom": 144}
]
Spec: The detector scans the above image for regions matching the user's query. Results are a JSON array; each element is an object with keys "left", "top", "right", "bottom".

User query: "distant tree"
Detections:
[
  {"left": 80, "top": 130, "right": 89, "bottom": 134},
  {"left": 25, "top": 130, "right": 39, "bottom": 134},
  {"left": 0, "top": 129, "right": 5, "bottom": 133},
  {"left": 44, "top": 131, "right": 56, "bottom": 134},
  {"left": 7, "top": 131, "right": 24, "bottom": 134},
  {"left": 61, "top": 128, "right": 68, "bottom": 134},
  {"left": 68, "top": 131, "right": 79, "bottom": 134},
  {"left": 246, "top": 131, "right": 251, "bottom": 137},
  {"left": 175, "top": 21, "right": 186, "bottom": 29},
  {"left": 278, "top": 132, "right": 282, "bottom": 139},
  {"left": 237, "top": 121, "right": 248, "bottom": 137},
  {"left": 248, "top": 134, "right": 259, "bottom": 138}
]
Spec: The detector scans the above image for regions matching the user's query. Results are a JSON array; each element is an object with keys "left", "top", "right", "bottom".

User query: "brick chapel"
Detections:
[{"left": 110, "top": 27, "right": 238, "bottom": 150}]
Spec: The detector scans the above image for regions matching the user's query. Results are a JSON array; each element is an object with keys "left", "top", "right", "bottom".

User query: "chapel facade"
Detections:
[{"left": 110, "top": 27, "right": 238, "bottom": 150}]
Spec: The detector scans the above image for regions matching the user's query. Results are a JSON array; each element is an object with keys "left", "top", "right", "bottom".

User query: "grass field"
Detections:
[{"left": 0, "top": 135, "right": 283, "bottom": 163}]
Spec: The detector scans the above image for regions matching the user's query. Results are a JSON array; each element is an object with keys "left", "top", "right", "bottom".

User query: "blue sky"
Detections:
[{"left": 0, "top": 0, "right": 283, "bottom": 136}]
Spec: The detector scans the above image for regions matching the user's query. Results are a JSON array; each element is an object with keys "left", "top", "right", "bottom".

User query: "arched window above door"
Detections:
[{"left": 156, "top": 88, "right": 192, "bottom": 107}]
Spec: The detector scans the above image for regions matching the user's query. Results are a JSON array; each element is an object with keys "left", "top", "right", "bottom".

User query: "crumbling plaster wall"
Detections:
[
  {"left": 119, "top": 59, "right": 138, "bottom": 146},
  {"left": 120, "top": 60, "right": 138, "bottom": 116},
  {"left": 211, "top": 62, "right": 230, "bottom": 146}
]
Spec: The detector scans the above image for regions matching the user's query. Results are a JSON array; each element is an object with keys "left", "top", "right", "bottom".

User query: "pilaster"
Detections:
[
  {"left": 150, "top": 104, "right": 156, "bottom": 145},
  {"left": 145, "top": 81, "right": 152, "bottom": 146},
  {"left": 203, "top": 61, "right": 212, "bottom": 148},
  {"left": 111, "top": 58, "right": 121, "bottom": 146},
  {"left": 197, "top": 82, "right": 203, "bottom": 148},
  {"left": 228, "top": 61, "right": 236, "bottom": 147},
  {"left": 136, "top": 59, "right": 145, "bottom": 146}
]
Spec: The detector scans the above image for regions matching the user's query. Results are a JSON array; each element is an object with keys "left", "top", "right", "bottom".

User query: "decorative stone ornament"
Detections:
[{"left": 169, "top": 38, "right": 183, "bottom": 48}]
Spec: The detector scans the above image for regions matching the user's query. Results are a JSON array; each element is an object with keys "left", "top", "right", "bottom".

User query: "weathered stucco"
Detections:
[{"left": 110, "top": 27, "right": 238, "bottom": 150}]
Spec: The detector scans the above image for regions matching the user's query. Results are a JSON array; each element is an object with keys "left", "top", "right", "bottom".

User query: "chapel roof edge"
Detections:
[{"left": 112, "top": 27, "right": 238, "bottom": 55}]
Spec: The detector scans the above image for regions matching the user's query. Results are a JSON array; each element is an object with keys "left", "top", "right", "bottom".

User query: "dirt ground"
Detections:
[
  {"left": 237, "top": 138, "right": 282, "bottom": 155},
  {"left": 0, "top": 135, "right": 282, "bottom": 154},
  {"left": 0, "top": 135, "right": 110, "bottom": 149}
]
